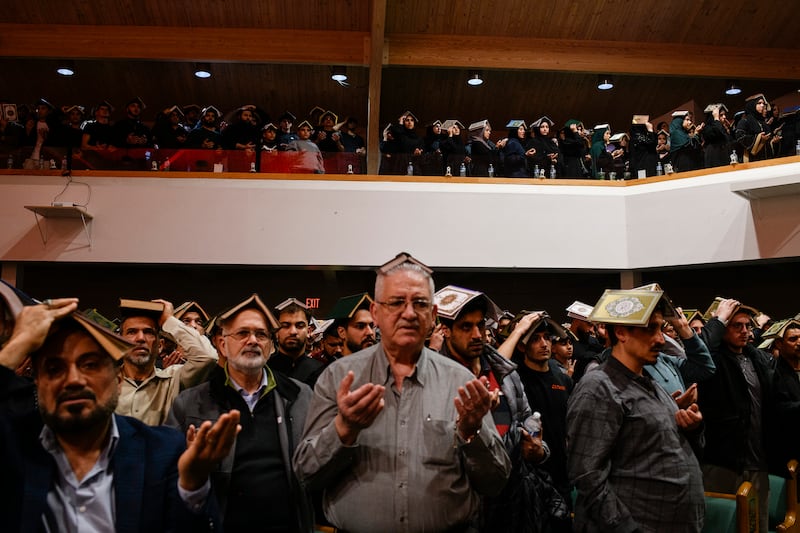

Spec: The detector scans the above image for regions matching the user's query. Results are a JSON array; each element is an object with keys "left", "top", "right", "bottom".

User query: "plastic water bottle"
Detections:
[
  {"left": 656, "top": 162, "right": 663, "bottom": 176},
  {"left": 144, "top": 150, "right": 151, "bottom": 163},
  {"left": 445, "top": 166, "right": 452, "bottom": 177},
  {"left": 549, "top": 164, "right": 556, "bottom": 179},
  {"left": 151, "top": 160, "right": 158, "bottom": 171},
  {"left": 524, "top": 411, "right": 542, "bottom": 438},
  {"left": 346, "top": 164, "right": 354, "bottom": 174},
  {"left": 795, "top": 140, "right": 800, "bottom": 156},
  {"left": 729, "top": 151, "right": 738, "bottom": 165},
  {"left": 49, "top": 159, "right": 56, "bottom": 169},
  {"left": 407, "top": 161, "right": 413, "bottom": 176},
  {"left": 7, "top": 155, "right": 13, "bottom": 169},
  {"left": 249, "top": 162, "right": 256, "bottom": 173},
  {"left": 61, "top": 156, "right": 67, "bottom": 171},
  {"left": 533, "top": 164, "right": 540, "bottom": 177},
  {"left": 459, "top": 162, "right": 466, "bottom": 177},
  {"left": 487, "top": 163, "right": 495, "bottom": 177}
]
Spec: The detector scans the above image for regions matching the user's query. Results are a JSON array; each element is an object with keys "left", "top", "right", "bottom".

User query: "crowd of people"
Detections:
[
  {"left": 2, "top": 253, "right": 800, "bottom": 532},
  {"left": 2, "top": 93, "right": 798, "bottom": 177},
  {"left": 381, "top": 95, "right": 799, "bottom": 178}
]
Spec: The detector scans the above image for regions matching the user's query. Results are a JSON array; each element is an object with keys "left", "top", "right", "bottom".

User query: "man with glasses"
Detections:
[
  {"left": 697, "top": 299, "right": 774, "bottom": 533},
  {"left": 116, "top": 299, "right": 217, "bottom": 425},
  {"left": 294, "top": 253, "right": 510, "bottom": 532},
  {"left": 168, "top": 293, "right": 314, "bottom": 532}
]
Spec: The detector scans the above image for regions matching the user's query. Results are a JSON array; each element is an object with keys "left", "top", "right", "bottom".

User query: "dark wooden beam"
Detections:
[{"left": 366, "top": 0, "right": 387, "bottom": 175}]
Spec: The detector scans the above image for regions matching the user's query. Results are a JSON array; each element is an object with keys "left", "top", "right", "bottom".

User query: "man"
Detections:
[
  {"left": 309, "top": 321, "right": 344, "bottom": 366},
  {"left": 499, "top": 310, "right": 574, "bottom": 530},
  {"left": 698, "top": 299, "right": 774, "bottom": 533},
  {"left": 186, "top": 106, "right": 223, "bottom": 149},
  {"left": 81, "top": 100, "right": 116, "bottom": 152},
  {"left": 328, "top": 292, "right": 376, "bottom": 356},
  {"left": 763, "top": 319, "right": 800, "bottom": 476},
  {"left": 112, "top": 97, "right": 153, "bottom": 148},
  {"left": 168, "top": 293, "right": 313, "bottom": 532},
  {"left": 116, "top": 298, "right": 217, "bottom": 425},
  {"left": 339, "top": 116, "right": 366, "bottom": 154},
  {"left": 566, "top": 300, "right": 605, "bottom": 382},
  {"left": 568, "top": 290, "right": 705, "bottom": 532},
  {"left": 294, "top": 253, "right": 510, "bottom": 532},
  {"left": 434, "top": 286, "right": 554, "bottom": 532},
  {"left": 269, "top": 298, "right": 325, "bottom": 387},
  {"left": 312, "top": 110, "right": 344, "bottom": 153},
  {"left": 0, "top": 307, "right": 239, "bottom": 532}
]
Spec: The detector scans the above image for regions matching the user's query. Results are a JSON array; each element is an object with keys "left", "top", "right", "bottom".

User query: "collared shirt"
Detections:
[
  {"left": 293, "top": 343, "right": 510, "bottom": 533},
  {"left": 39, "top": 416, "right": 210, "bottom": 532},
  {"left": 226, "top": 365, "right": 273, "bottom": 413},
  {"left": 40, "top": 417, "right": 120, "bottom": 532},
  {"left": 567, "top": 356, "right": 705, "bottom": 533},
  {"left": 117, "top": 316, "right": 217, "bottom": 425}
]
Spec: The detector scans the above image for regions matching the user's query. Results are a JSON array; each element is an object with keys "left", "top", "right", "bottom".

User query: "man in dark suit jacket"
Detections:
[
  {"left": 767, "top": 319, "right": 800, "bottom": 475},
  {"left": 0, "top": 305, "right": 240, "bottom": 533}
]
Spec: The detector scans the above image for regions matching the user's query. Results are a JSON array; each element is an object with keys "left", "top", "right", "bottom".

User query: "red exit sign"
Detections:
[{"left": 306, "top": 298, "right": 320, "bottom": 309}]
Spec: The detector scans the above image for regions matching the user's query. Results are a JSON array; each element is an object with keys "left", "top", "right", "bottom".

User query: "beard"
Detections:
[
  {"left": 126, "top": 348, "right": 154, "bottom": 368},
  {"left": 228, "top": 346, "right": 267, "bottom": 374},
  {"left": 39, "top": 387, "right": 118, "bottom": 434}
]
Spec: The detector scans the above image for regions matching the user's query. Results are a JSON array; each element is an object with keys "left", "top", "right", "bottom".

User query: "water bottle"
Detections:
[
  {"left": 729, "top": 151, "right": 738, "bottom": 165},
  {"left": 151, "top": 160, "right": 158, "bottom": 171},
  {"left": 539, "top": 168, "right": 546, "bottom": 178},
  {"left": 524, "top": 411, "right": 542, "bottom": 438},
  {"left": 656, "top": 162, "right": 663, "bottom": 176},
  {"left": 796, "top": 140, "right": 800, "bottom": 156},
  {"left": 145, "top": 150, "right": 151, "bottom": 162},
  {"left": 445, "top": 166, "right": 452, "bottom": 177},
  {"left": 487, "top": 163, "right": 495, "bottom": 177},
  {"left": 549, "top": 164, "right": 556, "bottom": 179},
  {"left": 346, "top": 164, "right": 354, "bottom": 174},
  {"left": 7, "top": 155, "right": 13, "bottom": 169},
  {"left": 407, "top": 161, "right": 413, "bottom": 176},
  {"left": 61, "top": 156, "right": 67, "bottom": 171},
  {"left": 533, "top": 164, "right": 540, "bottom": 177},
  {"left": 49, "top": 159, "right": 56, "bottom": 169},
  {"left": 249, "top": 162, "right": 256, "bottom": 173},
  {"left": 459, "top": 162, "right": 466, "bottom": 177}
]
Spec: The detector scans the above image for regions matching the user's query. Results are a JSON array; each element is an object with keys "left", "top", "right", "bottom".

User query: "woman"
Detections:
[
  {"left": 500, "top": 120, "right": 533, "bottom": 178},
  {"left": 439, "top": 120, "right": 470, "bottom": 175},
  {"left": 669, "top": 111, "right": 703, "bottom": 172},
  {"left": 560, "top": 119, "right": 590, "bottom": 178},
  {"left": 609, "top": 132, "right": 631, "bottom": 177},
  {"left": 630, "top": 120, "right": 658, "bottom": 177},
  {"left": 528, "top": 116, "right": 563, "bottom": 177},
  {"left": 424, "top": 120, "right": 445, "bottom": 154},
  {"left": 590, "top": 124, "right": 615, "bottom": 178},
  {"left": 467, "top": 119, "right": 500, "bottom": 177},
  {"left": 735, "top": 93, "right": 780, "bottom": 162},
  {"left": 701, "top": 103, "right": 733, "bottom": 168}
]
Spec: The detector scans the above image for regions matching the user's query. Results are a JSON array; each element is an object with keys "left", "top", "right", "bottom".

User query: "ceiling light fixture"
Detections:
[
  {"left": 194, "top": 63, "right": 212, "bottom": 79},
  {"left": 597, "top": 75, "right": 614, "bottom": 90},
  {"left": 725, "top": 80, "right": 742, "bottom": 96},
  {"left": 331, "top": 66, "right": 348, "bottom": 82},
  {"left": 56, "top": 61, "right": 75, "bottom": 76},
  {"left": 467, "top": 71, "right": 484, "bottom": 86}
]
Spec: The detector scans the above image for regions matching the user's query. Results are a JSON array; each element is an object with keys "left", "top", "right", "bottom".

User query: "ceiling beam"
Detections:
[
  {"left": 2, "top": 23, "right": 797, "bottom": 82},
  {"left": 0, "top": 24, "right": 370, "bottom": 65},
  {"left": 386, "top": 34, "right": 800, "bottom": 81}
]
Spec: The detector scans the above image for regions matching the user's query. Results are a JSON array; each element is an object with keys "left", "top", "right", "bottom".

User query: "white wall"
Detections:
[{"left": 1, "top": 161, "right": 799, "bottom": 270}]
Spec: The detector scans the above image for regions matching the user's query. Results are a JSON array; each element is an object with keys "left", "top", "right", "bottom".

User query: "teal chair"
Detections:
[
  {"left": 769, "top": 459, "right": 798, "bottom": 533},
  {"left": 703, "top": 481, "right": 756, "bottom": 533}
]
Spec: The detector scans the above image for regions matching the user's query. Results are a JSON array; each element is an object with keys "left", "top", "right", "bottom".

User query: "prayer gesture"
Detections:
[
  {"left": 454, "top": 376, "right": 492, "bottom": 441},
  {"left": 335, "top": 370, "right": 385, "bottom": 445}
]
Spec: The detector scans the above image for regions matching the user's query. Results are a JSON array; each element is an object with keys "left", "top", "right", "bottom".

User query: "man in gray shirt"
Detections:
[{"left": 293, "top": 253, "right": 511, "bottom": 532}]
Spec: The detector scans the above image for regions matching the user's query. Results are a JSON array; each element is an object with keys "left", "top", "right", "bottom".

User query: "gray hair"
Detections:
[{"left": 375, "top": 262, "right": 435, "bottom": 301}]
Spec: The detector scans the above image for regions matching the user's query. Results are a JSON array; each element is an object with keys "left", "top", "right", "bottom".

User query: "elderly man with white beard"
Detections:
[{"left": 168, "top": 294, "right": 314, "bottom": 533}]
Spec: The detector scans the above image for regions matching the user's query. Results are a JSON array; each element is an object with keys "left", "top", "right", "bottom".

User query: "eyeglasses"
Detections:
[
  {"left": 376, "top": 298, "right": 432, "bottom": 314},
  {"left": 730, "top": 322, "right": 753, "bottom": 331},
  {"left": 223, "top": 329, "right": 271, "bottom": 343}
]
